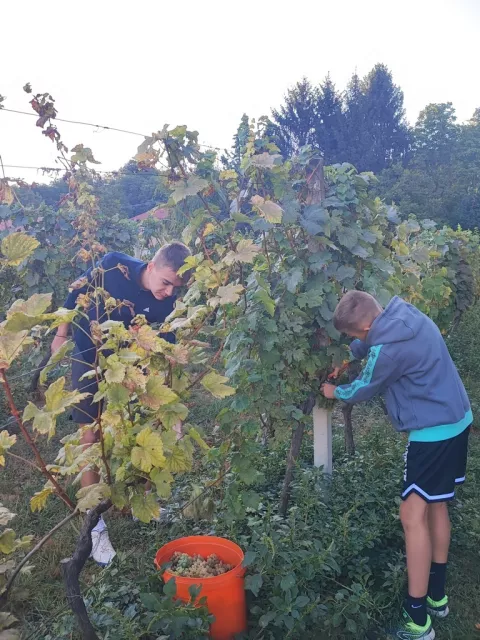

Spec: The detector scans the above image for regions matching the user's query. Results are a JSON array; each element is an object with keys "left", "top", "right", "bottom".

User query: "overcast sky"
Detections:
[{"left": 1, "top": 0, "right": 479, "bottom": 183}]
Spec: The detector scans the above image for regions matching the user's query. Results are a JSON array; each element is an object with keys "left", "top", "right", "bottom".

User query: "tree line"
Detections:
[
  {"left": 232, "top": 64, "right": 480, "bottom": 230},
  {"left": 14, "top": 64, "right": 480, "bottom": 231}
]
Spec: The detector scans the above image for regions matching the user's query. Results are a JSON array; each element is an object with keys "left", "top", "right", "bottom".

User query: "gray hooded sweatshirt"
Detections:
[{"left": 334, "top": 296, "right": 472, "bottom": 442}]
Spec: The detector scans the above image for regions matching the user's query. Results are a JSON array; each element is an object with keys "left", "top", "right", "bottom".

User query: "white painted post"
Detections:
[{"left": 313, "top": 404, "right": 332, "bottom": 474}]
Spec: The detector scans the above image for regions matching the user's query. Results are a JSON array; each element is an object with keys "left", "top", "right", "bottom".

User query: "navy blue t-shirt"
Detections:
[{"left": 64, "top": 252, "right": 175, "bottom": 363}]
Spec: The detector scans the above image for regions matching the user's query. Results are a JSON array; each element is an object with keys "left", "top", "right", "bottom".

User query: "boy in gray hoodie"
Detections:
[{"left": 321, "top": 291, "right": 471, "bottom": 640}]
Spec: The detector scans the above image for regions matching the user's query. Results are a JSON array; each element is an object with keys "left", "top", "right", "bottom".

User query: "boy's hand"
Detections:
[
  {"left": 328, "top": 367, "right": 342, "bottom": 379},
  {"left": 321, "top": 383, "right": 337, "bottom": 399}
]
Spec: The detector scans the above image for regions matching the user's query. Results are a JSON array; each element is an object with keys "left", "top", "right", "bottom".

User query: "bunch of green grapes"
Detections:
[{"left": 170, "top": 552, "right": 233, "bottom": 578}]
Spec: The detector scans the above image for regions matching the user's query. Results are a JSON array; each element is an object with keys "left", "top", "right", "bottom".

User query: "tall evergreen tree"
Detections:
[
  {"left": 360, "top": 63, "right": 411, "bottom": 172},
  {"left": 315, "top": 74, "right": 346, "bottom": 163},
  {"left": 343, "top": 72, "right": 369, "bottom": 170},
  {"left": 271, "top": 78, "right": 319, "bottom": 156}
]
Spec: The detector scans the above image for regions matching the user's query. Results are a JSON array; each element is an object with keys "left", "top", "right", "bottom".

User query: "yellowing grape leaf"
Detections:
[
  {"left": 39, "top": 339, "right": 74, "bottom": 385},
  {"left": 1, "top": 232, "right": 40, "bottom": 266},
  {"left": 163, "top": 446, "right": 191, "bottom": 473},
  {"left": 150, "top": 468, "right": 173, "bottom": 498},
  {"left": 0, "top": 530, "right": 16, "bottom": 554},
  {"left": 219, "top": 169, "right": 238, "bottom": 181},
  {"left": 45, "top": 377, "right": 88, "bottom": 413},
  {"left": 177, "top": 255, "right": 199, "bottom": 277},
  {"left": 157, "top": 402, "right": 189, "bottom": 429},
  {"left": 0, "top": 430, "right": 15, "bottom": 465},
  {"left": 141, "top": 375, "right": 179, "bottom": 409},
  {"left": 131, "top": 492, "right": 160, "bottom": 523},
  {"left": 5, "top": 293, "right": 53, "bottom": 331},
  {"left": 171, "top": 176, "right": 208, "bottom": 204},
  {"left": 104, "top": 356, "right": 126, "bottom": 384},
  {"left": 70, "top": 144, "right": 101, "bottom": 165},
  {"left": 23, "top": 377, "right": 89, "bottom": 439},
  {"left": 202, "top": 222, "right": 216, "bottom": 237},
  {"left": 0, "top": 430, "right": 16, "bottom": 452},
  {"left": 76, "top": 483, "right": 111, "bottom": 512},
  {"left": 259, "top": 201, "right": 283, "bottom": 224},
  {"left": 129, "top": 324, "right": 161, "bottom": 352},
  {"left": 44, "top": 308, "right": 78, "bottom": 330},
  {"left": 30, "top": 487, "right": 54, "bottom": 513},
  {"left": 0, "top": 626, "right": 22, "bottom": 639},
  {"left": 0, "top": 180, "right": 15, "bottom": 206},
  {"left": 0, "top": 504, "right": 16, "bottom": 526},
  {"left": 110, "top": 482, "right": 128, "bottom": 509},
  {"left": 250, "top": 152, "right": 282, "bottom": 168},
  {"left": 250, "top": 196, "right": 283, "bottom": 224},
  {"left": 104, "top": 382, "right": 129, "bottom": 406},
  {"left": 0, "top": 329, "right": 33, "bottom": 369},
  {"left": 131, "top": 427, "right": 165, "bottom": 473},
  {"left": 188, "top": 427, "right": 210, "bottom": 451},
  {"left": 201, "top": 371, "right": 236, "bottom": 399},
  {"left": 166, "top": 344, "right": 189, "bottom": 365},
  {"left": 224, "top": 239, "right": 260, "bottom": 265},
  {"left": 123, "top": 365, "right": 148, "bottom": 392},
  {"left": 208, "top": 284, "right": 244, "bottom": 308}
]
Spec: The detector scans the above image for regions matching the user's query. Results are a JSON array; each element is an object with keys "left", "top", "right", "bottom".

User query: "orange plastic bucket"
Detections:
[{"left": 155, "top": 535, "right": 247, "bottom": 640}]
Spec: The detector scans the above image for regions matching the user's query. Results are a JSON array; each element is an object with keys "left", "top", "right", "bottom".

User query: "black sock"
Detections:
[
  {"left": 404, "top": 594, "right": 427, "bottom": 626},
  {"left": 428, "top": 562, "right": 447, "bottom": 601}
]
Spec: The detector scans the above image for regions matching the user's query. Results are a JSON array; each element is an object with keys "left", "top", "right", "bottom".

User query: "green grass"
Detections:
[{"left": 2, "top": 392, "right": 480, "bottom": 638}]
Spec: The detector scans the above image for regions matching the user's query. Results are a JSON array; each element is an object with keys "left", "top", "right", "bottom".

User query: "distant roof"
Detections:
[{"left": 131, "top": 207, "right": 169, "bottom": 222}]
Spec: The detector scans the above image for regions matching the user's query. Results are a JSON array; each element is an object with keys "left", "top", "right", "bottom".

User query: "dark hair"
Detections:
[
  {"left": 153, "top": 242, "right": 191, "bottom": 281},
  {"left": 333, "top": 290, "right": 382, "bottom": 333}
]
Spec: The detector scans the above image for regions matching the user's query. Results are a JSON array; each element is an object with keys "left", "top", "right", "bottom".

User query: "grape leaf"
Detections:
[
  {"left": 208, "top": 284, "right": 244, "bottom": 307},
  {"left": 157, "top": 403, "right": 189, "bottom": 429},
  {"left": 0, "top": 530, "right": 16, "bottom": 554},
  {"left": 0, "top": 329, "right": 33, "bottom": 370},
  {"left": 104, "top": 356, "right": 126, "bottom": 384},
  {"left": 163, "top": 446, "right": 191, "bottom": 473},
  {"left": 251, "top": 196, "right": 283, "bottom": 224},
  {"left": 23, "top": 377, "right": 89, "bottom": 439},
  {"left": 30, "top": 487, "right": 54, "bottom": 513},
  {"left": 5, "top": 293, "right": 53, "bottom": 331},
  {"left": 224, "top": 239, "right": 260, "bottom": 265},
  {"left": 39, "top": 339, "right": 74, "bottom": 385},
  {"left": 1, "top": 232, "right": 40, "bottom": 266},
  {"left": 131, "top": 427, "right": 166, "bottom": 473},
  {"left": 141, "top": 375, "right": 179, "bottom": 409},
  {"left": 76, "top": 483, "right": 111, "bottom": 512},
  {"left": 171, "top": 176, "right": 208, "bottom": 204},
  {"left": 131, "top": 492, "right": 160, "bottom": 523},
  {"left": 254, "top": 289, "right": 275, "bottom": 316},
  {"left": 250, "top": 152, "right": 281, "bottom": 168},
  {"left": 201, "top": 372, "right": 235, "bottom": 399},
  {"left": 150, "top": 468, "right": 173, "bottom": 498}
]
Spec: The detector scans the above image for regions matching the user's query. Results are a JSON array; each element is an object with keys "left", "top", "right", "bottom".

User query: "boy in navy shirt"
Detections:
[
  {"left": 51, "top": 242, "right": 190, "bottom": 564},
  {"left": 321, "top": 291, "right": 471, "bottom": 640}
]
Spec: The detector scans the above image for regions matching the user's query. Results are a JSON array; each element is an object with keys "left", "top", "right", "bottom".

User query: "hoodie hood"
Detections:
[{"left": 367, "top": 296, "right": 424, "bottom": 346}]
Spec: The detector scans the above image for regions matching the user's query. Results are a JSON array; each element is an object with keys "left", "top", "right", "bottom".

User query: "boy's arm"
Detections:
[
  {"left": 52, "top": 255, "right": 109, "bottom": 353},
  {"left": 334, "top": 345, "right": 400, "bottom": 404},
  {"left": 349, "top": 339, "right": 369, "bottom": 360}
]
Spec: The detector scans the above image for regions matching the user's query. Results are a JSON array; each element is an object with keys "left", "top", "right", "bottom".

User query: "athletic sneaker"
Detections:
[
  {"left": 387, "top": 610, "right": 435, "bottom": 640},
  {"left": 427, "top": 595, "right": 449, "bottom": 618},
  {"left": 90, "top": 525, "right": 116, "bottom": 566}
]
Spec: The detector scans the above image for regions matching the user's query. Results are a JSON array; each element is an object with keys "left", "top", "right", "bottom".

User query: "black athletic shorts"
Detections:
[
  {"left": 70, "top": 349, "right": 101, "bottom": 425},
  {"left": 402, "top": 426, "right": 470, "bottom": 503}
]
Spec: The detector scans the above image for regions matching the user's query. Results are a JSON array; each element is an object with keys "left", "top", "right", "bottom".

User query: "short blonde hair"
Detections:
[{"left": 333, "top": 290, "right": 382, "bottom": 333}]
